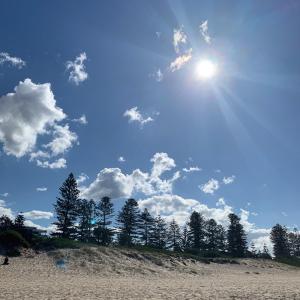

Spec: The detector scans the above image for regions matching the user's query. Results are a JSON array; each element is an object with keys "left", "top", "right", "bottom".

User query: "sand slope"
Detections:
[{"left": 1, "top": 247, "right": 300, "bottom": 299}]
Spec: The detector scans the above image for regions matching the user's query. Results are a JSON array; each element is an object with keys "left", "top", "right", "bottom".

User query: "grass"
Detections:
[{"left": 276, "top": 256, "right": 300, "bottom": 268}]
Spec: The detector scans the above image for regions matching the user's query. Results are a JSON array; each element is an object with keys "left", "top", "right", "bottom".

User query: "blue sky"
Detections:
[{"left": 0, "top": 0, "right": 300, "bottom": 249}]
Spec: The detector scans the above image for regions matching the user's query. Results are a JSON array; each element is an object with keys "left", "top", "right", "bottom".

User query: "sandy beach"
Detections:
[{"left": 1, "top": 247, "right": 300, "bottom": 299}]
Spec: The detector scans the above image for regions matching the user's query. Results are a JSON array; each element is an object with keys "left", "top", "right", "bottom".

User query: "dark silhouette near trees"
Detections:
[
  {"left": 0, "top": 215, "right": 14, "bottom": 231},
  {"left": 167, "top": 219, "right": 181, "bottom": 251},
  {"left": 187, "top": 211, "right": 205, "bottom": 252},
  {"left": 270, "top": 224, "right": 290, "bottom": 258},
  {"left": 117, "top": 198, "right": 140, "bottom": 246},
  {"left": 53, "top": 173, "right": 80, "bottom": 239},
  {"left": 94, "top": 197, "right": 114, "bottom": 246},
  {"left": 205, "top": 219, "right": 226, "bottom": 255},
  {"left": 139, "top": 208, "right": 155, "bottom": 246},
  {"left": 14, "top": 214, "right": 25, "bottom": 229},
  {"left": 77, "top": 199, "right": 96, "bottom": 242},
  {"left": 227, "top": 213, "right": 247, "bottom": 257},
  {"left": 150, "top": 215, "right": 167, "bottom": 249},
  {"left": 2, "top": 256, "right": 9, "bottom": 265}
]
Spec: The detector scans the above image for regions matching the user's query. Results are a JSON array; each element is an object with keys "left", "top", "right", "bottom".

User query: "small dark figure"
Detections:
[{"left": 2, "top": 256, "right": 9, "bottom": 265}]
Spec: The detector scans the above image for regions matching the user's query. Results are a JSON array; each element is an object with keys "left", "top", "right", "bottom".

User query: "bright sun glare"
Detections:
[{"left": 196, "top": 59, "right": 218, "bottom": 80}]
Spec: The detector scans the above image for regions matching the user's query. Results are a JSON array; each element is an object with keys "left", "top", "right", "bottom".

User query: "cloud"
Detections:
[
  {"left": 199, "top": 20, "right": 211, "bottom": 44},
  {"left": 0, "top": 199, "right": 14, "bottom": 219},
  {"left": 118, "top": 156, "right": 126, "bottom": 162},
  {"left": 36, "top": 158, "right": 67, "bottom": 169},
  {"left": 123, "top": 107, "right": 155, "bottom": 127},
  {"left": 154, "top": 68, "right": 163, "bottom": 82},
  {"left": 169, "top": 48, "right": 192, "bottom": 72},
  {"left": 44, "top": 124, "right": 78, "bottom": 156},
  {"left": 76, "top": 173, "right": 89, "bottom": 184},
  {"left": 282, "top": 211, "right": 288, "bottom": 217},
  {"left": 81, "top": 152, "right": 179, "bottom": 200},
  {"left": 200, "top": 178, "right": 219, "bottom": 194},
  {"left": 36, "top": 187, "right": 47, "bottom": 192},
  {"left": 173, "top": 26, "right": 187, "bottom": 54},
  {"left": 66, "top": 52, "right": 88, "bottom": 85},
  {"left": 251, "top": 235, "right": 272, "bottom": 254},
  {"left": 182, "top": 166, "right": 201, "bottom": 173},
  {"left": 72, "top": 114, "right": 87, "bottom": 125},
  {"left": 23, "top": 210, "right": 53, "bottom": 220},
  {"left": 138, "top": 194, "right": 233, "bottom": 226},
  {"left": 24, "top": 219, "right": 57, "bottom": 234},
  {"left": 0, "top": 52, "right": 26, "bottom": 69},
  {"left": 223, "top": 175, "right": 236, "bottom": 185},
  {"left": 0, "top": 193, "right": 9, "bottom": 197},
  {"left": 216, "top": 198, "right": 226, "bottom": 207},
  {"left": 0, "top": 79, "right": 65, "bottom": 158}
]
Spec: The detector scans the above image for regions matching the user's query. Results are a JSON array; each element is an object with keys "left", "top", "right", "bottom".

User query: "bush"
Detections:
[
  {"left": 34, "top": 237, "right": 81, "bottom": 250},
  {"left": 0, "top": 230, "right": 29, "bottom": 250}
]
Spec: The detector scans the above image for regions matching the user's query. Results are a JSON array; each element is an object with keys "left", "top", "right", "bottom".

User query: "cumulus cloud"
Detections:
[
  {"left": 0, "top": 79, "right": 65, "bottom": 157},
  {"left": 118, "top": 156, "right": 126, "bottom": 162},
  {"left": 200, "top": 178, "right": 219, "bottom": 194},
  {"left": 23, "top": 210, "right": 53, "bottom": 220},
  {"left": 173, "top": 26, "right": 187, "bottom": 54},
  {"left": 0, "top": 199, "right": 14, "bottom": 219},
  {"left": 182, "top": 166, "right": 201, "bottom": 173},
  {"left": 81, "top": 152, "right": 180, "bottom": 200},
  {"left": 44, "top": 124, "right": 77, "bottom": 156},
  {"left": 123, "top": 107, "right": 154, "bottom": 127},
  {"left": 169, "top": 48, "right": 192, "bottom": 72},
  {"left": 223, "top": 175, "right": 236, "bottom": 185},
  {"left": 36, "top": 158, "right": 67, "bottom": 169},
  {"left": 76, "top": 173, "right": 89, "bottom": 184},
  {"left": 66, "top": 52, "right": 88, "bottom": 85},
  {"left": 36, "top": 187, "right": 47, "bottom": 192},
  {"left": 72, "top": 114, "right": 87, "bottom": 125},
  {"left": 199, "top": 20, "right": 211, "bottom": 44},
  {"left": 0, "top": 52, "right": 26, "bottom": 68}
]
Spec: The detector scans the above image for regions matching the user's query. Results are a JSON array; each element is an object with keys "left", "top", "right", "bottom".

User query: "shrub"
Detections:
[{"left": 0, "top": 230, "right": 29, "bottom": 250}]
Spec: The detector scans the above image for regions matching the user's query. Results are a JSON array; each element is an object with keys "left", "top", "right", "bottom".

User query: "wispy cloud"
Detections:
[
  {"left": 200, "top": 178, "right": 219, "bottom": 194},
  {"left": 182, "top": 166, "right": 201, "bottom": 173},
  {"left": 199, "top": 20, "right": 211, "bottom": 44},
  {"left": 118, "top": 156, "right": 126, "bottom": 162},
  {"left": 36, "top": 187, "right": 47, "bottom": 192},
  {"left": 169, "top": 48, "right": 192, "bottom": 72},
  {"left": 0, "top": 52, "right": 26, "bottom": 68},
  {"left": 0, "top": 193, "right": 9, "bottom": 197},
  {"left": 36, "top": 158, "right": 67, "bottom": 169},
  {"left": 23, "top": 210, "right": 53, "bottom": 220},
  {"left": 72, "top": 114, "right": 87, "bottom": 125},
  {"left": 77, "top": 173, "right": 89, "bottom": 184},
  {"left": 66, "top": 52, "right": 88, "bottom": 85},
  {"left": 173, "top": 26, "right": 187, "bottom": 54},
  {"left": 124, "top": 107, "right": 155, "bottom": 127},
  {"left": 223, "top": 175, "right": 236, "bottom": 185}
]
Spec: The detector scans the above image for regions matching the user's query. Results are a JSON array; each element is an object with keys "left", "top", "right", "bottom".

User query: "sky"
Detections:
[{"left": 1, "top": 0, "right": 300, "bottom": 250}]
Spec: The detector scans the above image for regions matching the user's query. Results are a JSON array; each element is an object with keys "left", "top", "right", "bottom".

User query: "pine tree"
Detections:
[
  {"left": 150, "top": 215, "right": 167, "bottom": 249},
  {"left": 180, "top": 224, "right": 190, "bottom": 251},
  {"left": 167, "top": 219, "right": 181, "bottom": 251},
  {"left": 94, "top": 196, "right": 114, "bottom": 246},
  {"left": 0, "top": 215, "right": 13, "bottom": 231},
  {"left": 53, "top": 173, "right": 80, "bottom": 239},
  {"left": 205, "top": 219, "right": 226, "bottom": 255},
  {"left": 187, "top": 211, "right": 205, "bottom": 252},
  {"left": 227, "top": 213, "right": 247, "bottom": 257},
  {"left": 14, "top": 214, "right": 25, "bottom": 229},
  {"left": 117, "top": 198, "right": 140, "bottom": 246},
  {"left": 77, "top": 199, "right": 96, "bottom": 242},
  {"left": 139, "top": 208, "right": 155, "bottom": 246},
  {"left": 270, "top": 224, "right": 290, "bottom": 258}
]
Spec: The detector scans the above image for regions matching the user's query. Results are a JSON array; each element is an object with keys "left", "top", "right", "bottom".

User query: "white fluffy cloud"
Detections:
[
  {"left": 182, "top": 166, "right": 201, "bottom": 173},
  {"left": 118, "top": 156, "right": 126, "bottom": 162},
  {"left": 200, "top": 178, "right": 220, "bottom": 194},
  {"left": 173, "top": 26, "right": 187, "bottom": 54},
  {"left": 0, "top": 78, "right": 79, "bottom": 169},
  {"left": 72, "top": 114, "right": 87, "bottom": 125},
  {"left": 76, "top": 173, "right": 89, "bottom": 184},
  {"left": 199, "top": 20, "right": 211, "bottom": 44},
  {"left": 223, "top": 175, "right": 236, "bottom": 185},
  {"left": 0, "top": 199, "right": 14, "bottom": 219},
  {"left": 0, "top": 52, "right": 26, "bottom": 68},
  {"left": 81, "top": 152, "right": 180, "bottom": 200},
  {"left": 0, "top": 193, "right": 9, "bottom": 197},
  {"left": 36, "top": 187, "right": 47, "bottom": 192},
  {"left": 123, "top": 107, "right": 154, "bottom": 127},
  {"left": 66, "top": 52, "right": 88, "bottom": 85},
  {"left": 169, "top": 49, "right": 192, "bottom": 72},
  {"left": 0, "top": 79, "right": 65, "bottom": 157},
  {"left": 23, "top": 210, "right": 53, "bottom": 220}
]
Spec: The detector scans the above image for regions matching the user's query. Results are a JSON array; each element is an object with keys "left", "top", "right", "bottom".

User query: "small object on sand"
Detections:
[
  {"left": 2, "top": 256, "right": 9, "bottom": 265},
  {"left": 56, "top": 259, "right": 66, "bottom": 269}
]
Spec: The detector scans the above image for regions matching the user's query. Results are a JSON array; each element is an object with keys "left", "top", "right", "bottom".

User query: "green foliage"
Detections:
[
  {"left": 270, "top": 224, "right": 290, "bottom": 258},
  {"left": 77, "top": 199, "right": 96, "bottom": 242},
  {"left": 187, "top": 211, "right": 206, "bottom": 251},
  {"left": 150, "top": 215, "right": 168, "bottom": 249},
  {"left": 34, "top": 237, "right": 81, "bottom": 250},
  {"left": 139, "top": 208, "right": 155, "bottom": 246},
  {"left": 0, "top": 230, "right": 29, "bottom": 250},
  {"left": 276, "top": 256, "right": 300, "bottom": 268}
]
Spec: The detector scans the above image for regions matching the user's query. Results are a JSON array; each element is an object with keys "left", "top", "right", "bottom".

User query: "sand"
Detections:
[{"left": 1, "top": 247, "right": 300, "bottom": 299}]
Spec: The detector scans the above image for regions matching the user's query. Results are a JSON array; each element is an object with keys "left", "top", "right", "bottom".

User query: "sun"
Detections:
[{"left": 195, "top": 59, "right": 218, "bottom": 80}]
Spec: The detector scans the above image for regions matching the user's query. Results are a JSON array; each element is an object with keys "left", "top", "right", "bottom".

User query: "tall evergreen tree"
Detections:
[
  {"left": 77, "top": 199, "right": 96, "bottom": 242},
  {"left": 180, "top": 224, "right": 190, "bottom": 251},
  {"left": 205, "top": 219, "right": 226, "bottom": 254},
  {"left": 94, "top": 196, "right": 114, "bottom": 246},
  {"left": 0, "top": 215, "right": 13, "bottom": 231},
  {"left": 14, "top": 214, "right": 25, "bottom": 229},
  {"left": 53, "top": 173, "right": 80, "bottom": 239},
  {"left": 139, "top": 208, "right": 155, "bottom": 246},
  {"left": 150, "top": 215, "right": 167, "bottom": 249},
  {"left": 288, "top": 228, "right": 300, "bottom": 257},
  {"left": 187, "top": 211, "right": 205, "bottom": 252},
  {"left": 167, "top": 219, "right": 181, "bottom": 251},
  {"left": 117, "top": 198, "right": 140, "bottom": 246},
  {"left": 270, "top": 224, "right": 290, "bottom": 258},
  {"left": 227, "top": 213, "right": 247, "bottom": 257}
]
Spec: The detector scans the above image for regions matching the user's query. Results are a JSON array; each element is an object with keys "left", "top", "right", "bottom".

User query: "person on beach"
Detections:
[{"left": 2, "top": 256, "right": 9, "bottom": 265}]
